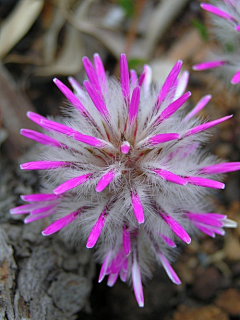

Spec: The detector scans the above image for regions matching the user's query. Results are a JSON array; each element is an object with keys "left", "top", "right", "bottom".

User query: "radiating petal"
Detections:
[
  {"left": 186, "top": 176, "right": 225, "bottom": 189},
  {"left": 82, "top": 56, "right": 102, "bottom": 94},
  {"left": 128, "top": 86, "right": 140, "bottom": 124},
  {"left": 200, "top": 162, "right": 240, "bottom": 174},
  {"left": 200, "top": 3, "right": 236, "bottom": 21},
  {"left": 192, "top": 60, "right": 225, "bottom": 71},
  {"left": 24, "top": 208, "right": 56, "bottom": 223},
  {"left": 41, "top": 118, "right": 107, "bottom": 148},
  {"left": 131, "top": 192, "right": 144, "bottom": 224},
  {"left": 20, "top": 129, "right": 63, "bottom": 147},
  {"left": 98, "top": 251, "right": 111, "bottom": 283},
  {"left": 20, "top": 161, "right": 70, "bottom": 170},
  {"left": 157, "top": 91, "right": 191, "bottom": 122},
  {"left": 159, "top": 234, "right": 176, "bottom": 248},
  {"left": 53, "top": 78, "right": 87, "bottom": 115},
  {"left": 86, "top": 209, "right": 107, "bottom": 248},
  {"left": 94, "top": 53, "right": 107, "bottom": 94},
  {"left": 183, "top": 115, "right": 233, "bottom": 137},
  {"left": 132, "top": 256, "right": 144, "bottom": 307},
  {"left": 156, "top": 60, "right": 183, "bottom": 109},
  {"left": 96, "top": 170, "right": 116, "bottom": 192},
  {"left": 42, "top": 210, "right": 79, "bottom": 236},
  {"left": 130, "top": 69, "right": 138, "bottom": 87},
  {"left": 148, "top": 133, "right": 179, "bottom": 146},
  {"left": 153, "top": 169, "right": 187, "bottom": 185},
  {"left": 158, "top": 252, "right": 181, "bottom": 285},
  {"left": 123, "top": 226, "right": 131, "bottom": 255},
  {"left": 54, "top": 173, "right": 92, "bottom": 194},
  {"left": 120, "top": 53, "right": 130, "bottom": 103},
  {"left": 84, "top": 80, "right": 110, "bottom": 120},
  {"left": 159, "top": 212, "right": 191, "bottom": 244},
  {"left": 21, "top": 193, "right": 59, "bottom": 202},
  {"left": 231, "top": 69, "right": 240, "bottom": 84},
  {"left": 183, "top": 94, "right": 212, "bottom": 122},
  {"left": 175, "top": 71, "right": 189, "bottom": 99}
]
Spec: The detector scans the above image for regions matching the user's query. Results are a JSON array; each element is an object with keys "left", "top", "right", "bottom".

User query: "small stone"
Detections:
[
  {"left": 192, "top": 267, "right": 222, "bottom": 300},
  {"left": 170, "top": 305, "right": 229, "bottom": 320},
  {"left": 215, "top": 288, "right": 240, "bottom": 316}
]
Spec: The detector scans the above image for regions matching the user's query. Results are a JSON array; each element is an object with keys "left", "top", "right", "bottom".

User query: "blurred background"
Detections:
[{"left": 0, "top": 1, "right": 240, "bottom": 319}]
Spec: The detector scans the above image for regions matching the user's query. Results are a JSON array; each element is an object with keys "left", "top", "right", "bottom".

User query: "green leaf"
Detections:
[
  {"left": 192, "top": 18, "right": 209, "bottom": 41},
  {"left": 116, "top": 0, "right": 134, "bottom": 17},
  {"left": 127, "top": 58, "right": 147, "bottom": 70}
]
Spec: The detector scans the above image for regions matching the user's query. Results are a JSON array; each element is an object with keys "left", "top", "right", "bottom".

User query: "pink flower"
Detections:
[
  {"left": 193, "top": 1, "right": 240, "bottom": 85},
  {"left": 11, "top": 53, "right": 239, "bottom": 307}
]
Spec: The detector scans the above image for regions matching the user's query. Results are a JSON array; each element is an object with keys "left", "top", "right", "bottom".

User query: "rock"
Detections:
[
  {"left": 170, "top": 305, "right": 229, "bottom": 320},
  {"left": 215, "top": 288, "right": 240, "bottom": 316}
]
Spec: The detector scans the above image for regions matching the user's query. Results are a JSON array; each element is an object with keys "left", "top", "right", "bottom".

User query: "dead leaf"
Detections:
[
  {"left": 0, "top": 0, "right": 44, "bottom": 59},
  {"left": 34, "top": 24, "right": 84, "bottom": 76}
]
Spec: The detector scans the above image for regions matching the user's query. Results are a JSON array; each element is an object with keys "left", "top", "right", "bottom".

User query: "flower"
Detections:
[
  {"left": 11, "top": 53, "right": 240, "bottom": 307},
  {"left": 193, "top": 1, "right": 240, "bottom": 85}
]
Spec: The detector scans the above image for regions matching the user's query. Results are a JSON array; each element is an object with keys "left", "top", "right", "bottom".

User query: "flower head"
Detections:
[
  {"left": 193, "top": 1, "right": 240, "bottom": 85},
  {"left": 11, "top": 53, "right": 240, "bottom": 307}
]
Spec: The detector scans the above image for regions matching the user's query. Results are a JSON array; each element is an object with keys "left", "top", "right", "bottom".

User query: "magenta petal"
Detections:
[
  {"left": 194, "top": 223, "right": 216, "bottom": 237},
  {"left": 235, "top": 25, "right": 240, "bottom": 32},
  {"left": 20, "top": 129, "right": 63, "bottom": 147},
  {"left": 27, "top": 112, "right": 47, "bottom": 128},
  {"left": 200, "top": 3, "right": 236, "bottom": 21},
  {"left": 132, "top": 256, "right": 144, "bottom": 307},
  {"left": 42, "top": 210, "right": 79, "bottom": 236},
  {"left": 186, "top": 176, "right": 225, "bottom": 189},
  {"left": 143, "top": 64, "right": 152, "bottom": 96},
  {"left": 184, "top": 115, "right": 233, "bottom": 137},
  {"left": 98, "top": 251, "right": 111, "bottom": 283},
  {"left": 20, "top": 161, "right": 70, "bottom": 170},
  {"left": 123, "top": 226, "right": 131, "bottom": 255},
  {"left": 148, "top": 133, "right": 179, "bottom": 146},
  {"left": 130, "top": 69, "right": 138, "bottom": 87},
  {"left": 24, "top": 208, "right": 56, "bottom": 223},
  {"left": 128, "top": 86, "right": 140, "bottom": 124},
  {"left": 156, "top": 60, "right": 183, "bottom": 108},
  {"left": 31, "top": 203, "right": 57, "bottom": 215},
  {"left": 158, "top": 91, "right": 191, "bottom": 122},
  {"left": 231, "top": 70, "right": 240, "bottom": 84},
  {"left": 187, "top": 213, "right": 224, "bottom": 227},
  {"left": 53, "top": 78, "right": 87, "bottom": 115},
  {"left": 131, "top": 192, "right": 145, "bottom": 224},
  {"left": 96, "top": 170, "right": 116, "bottom": 193},
  {"left": 21, "top": 193, "right": 59, "bottom": 202},
  {"left": 107, "top": 272, "right": 119, "bottom": 287},
  {"left": 120, "top": 53, "right": 130, "bottom": 94},
  {"left": 10, "top": 203, "right": 42, "bottom": 214},
  {"left": 120, "top": 266, "right": 128, "bottom": 282},
  {"left": 200, "top": 162, "right": 240, "bottom": 174},
  {"left": 138, "top": 72, "right": 145, "bottom": 87},
  {"left": 54, "top": 173, "right": 92, "bottom": 195},
  {"left": 153, "top": 169, "right": 187, "bottom": 186},
  {"left": 94, "top": 53, "right": 107, "bottom": 94},
  {"left": 175, "top": 71, "right": 189, "bottom": 99},
  {"left": 158, "top": 252, "right": 181, "bottom": 285},
  {"left": 41, "top": 118, "right": 106, "bottom": 148},
  {"left": 183, "top": 94, "right": 212, "bottom": 122},
  {"left": 86, "top": 209, "right": 107, "bottom": 248},
  {"left": 192, "top": 60, "right": 225, "bottom": 71},
  {"left": 120, "top": 54, "right": 130, "bottom": 103},
  {"left": 159, "top": 212, "right": 191, "bottom": 244},
  {"left": 159, "top": 234, "right": 176, "bottom": 248},
  {"left": 84, "top": 81, "right": 110, "bottom": 120},
  {"left": 82, "top": 56, "right": 102, "bottom": 94}
]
